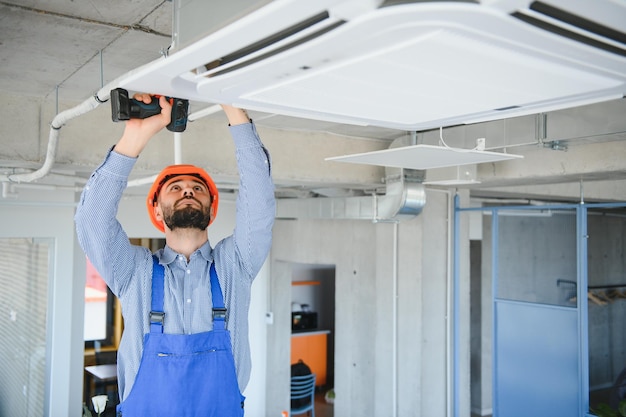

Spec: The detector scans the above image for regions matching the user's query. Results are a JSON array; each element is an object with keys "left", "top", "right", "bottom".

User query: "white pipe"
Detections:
[
  {"left": 3, "top": 88, "right": 107, "bottom": 184},
  {"left": 0, "top": 200, "right": 79, "bottom": 207},
  {"left": 392, "top": 221, "right": 399, "bottom": 417},
  {"left": 127, "top": 174, "right": 158, "bottom": 188},
  {"left": 128, "top": 130, "right": 182, "bottom": 188},
  {"left": 1, "top": 60, "right": 159, "bottom": 184},
  {"left": 1, "top": 181, "right": 84, "bottom": 199},
  {"left": 0, "top": 82, "right": 218, "bottom": 186},
  {"left": 4, "top": 97, "right": 99, "bottom": 183},
  {"left": 0, "top": 56, "right": 223, "bottom": 187},
  {"left": 2, "top": 182, "right": 17, "bottom": 199},
  {"left": 188, "top": 104, "right": 222, "bottom": 121},
  {"left": 174, "top": 132, "right": 183, "bottom": 164},
  {"left": 439, "top": 188, "right": 454, "bottom": 417}
]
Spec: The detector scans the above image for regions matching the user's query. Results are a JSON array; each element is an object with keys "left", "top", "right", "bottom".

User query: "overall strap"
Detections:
[
  {"left": 210, "top": 262, "right": 227, "bottom": 331},
  {"left": 150, "top": 256, "right": 226, "bottom": 332},
  {"left": 150, "top": 255, "right": 165, "bottom": 333}
]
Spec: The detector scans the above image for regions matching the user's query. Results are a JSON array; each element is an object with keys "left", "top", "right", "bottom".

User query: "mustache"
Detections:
[{"left": 175, "top": 195, "right": 202, "bottom": 207}]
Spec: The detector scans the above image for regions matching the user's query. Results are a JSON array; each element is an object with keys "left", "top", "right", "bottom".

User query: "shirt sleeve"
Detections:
[
  {"left": 74, "top": 149, "right": 140, "bottom": 296},
  {"left": 226, "top": 122, "right": 276, "bottom": 278}
]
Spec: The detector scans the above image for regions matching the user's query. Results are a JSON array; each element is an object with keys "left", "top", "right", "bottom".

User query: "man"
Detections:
[{"left": 75, "top": 94, "right": 275, "bottom": 415}]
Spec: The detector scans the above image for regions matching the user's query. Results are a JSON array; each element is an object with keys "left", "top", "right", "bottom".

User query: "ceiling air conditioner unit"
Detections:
[{"left": 120, "top": 0, "right": 626, "bottom": 131}]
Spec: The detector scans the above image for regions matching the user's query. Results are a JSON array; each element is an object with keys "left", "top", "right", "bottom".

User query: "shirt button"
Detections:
[
  {"left": 186, "top": 269, "right": 191, "bottom": 274},
  {"left": 186, "top": 298, "right": 191, "bottom": 304}
]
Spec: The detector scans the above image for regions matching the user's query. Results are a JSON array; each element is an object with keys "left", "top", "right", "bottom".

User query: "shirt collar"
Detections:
[{"left": 159, "top": 240, "right": 213, "bottom": 264}]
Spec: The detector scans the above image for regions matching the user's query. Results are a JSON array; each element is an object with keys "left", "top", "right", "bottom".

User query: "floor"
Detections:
[
  {"left": 90, "top": 390, "right": 333, "bottom": 417},
  {"left": 313, "top": 389, "right": 334, "bottom": 417},
  {"left": 89, "top": 387, "right": 616, "bottom": 417},
  {"left": 90, "top": 390, "right": 618, "bottom": 417}
]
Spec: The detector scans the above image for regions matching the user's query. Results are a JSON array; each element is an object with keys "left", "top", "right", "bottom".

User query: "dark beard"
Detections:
[{"left": 163, "top": 204, "right": 211, "bottom": 231}]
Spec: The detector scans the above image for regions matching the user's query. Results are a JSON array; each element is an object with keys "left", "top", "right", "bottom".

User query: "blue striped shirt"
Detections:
[{"left": 75, "top": 122, "right": 275, "bottom": 400}]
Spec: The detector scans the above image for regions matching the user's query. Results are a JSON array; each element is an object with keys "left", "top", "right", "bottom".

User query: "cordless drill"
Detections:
[{"left": 110, "top": 88, "right": 189, "bottom": 132}]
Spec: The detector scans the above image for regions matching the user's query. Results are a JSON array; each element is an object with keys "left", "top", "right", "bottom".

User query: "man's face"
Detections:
[{"left": 154, "top": 175, "right": 213, "bottom": 231}]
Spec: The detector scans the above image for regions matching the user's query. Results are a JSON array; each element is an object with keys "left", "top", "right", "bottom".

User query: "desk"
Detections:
[
  {"left": 84, "top": 364, "right": 117, "bottom": 403},
  {"left": 291, "top": 330, "right": 330, "bottom": 386}
]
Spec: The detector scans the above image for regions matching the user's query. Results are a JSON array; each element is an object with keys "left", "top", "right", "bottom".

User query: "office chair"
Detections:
[
  {"left": 93, "top": 349, "right": 118, "bottom": 410},
  {"left": 291, "top": 373, "right": 316, "bottom": 417}
]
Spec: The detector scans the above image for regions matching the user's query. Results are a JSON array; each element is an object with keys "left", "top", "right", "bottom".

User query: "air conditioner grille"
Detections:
[
  {"left": 513, "top": 2, "right": 626, "bottom": 58},
  {"left": 530, "top": 1, "right": 626, "bottom": 45}
]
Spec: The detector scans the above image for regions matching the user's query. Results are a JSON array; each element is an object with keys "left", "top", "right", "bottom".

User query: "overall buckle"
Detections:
[
  {"left": 150, "top": 311, "right": 165, "bottom": 325},
  {"left": 212, "top": 307, "right": 227, "bottom": 321}
]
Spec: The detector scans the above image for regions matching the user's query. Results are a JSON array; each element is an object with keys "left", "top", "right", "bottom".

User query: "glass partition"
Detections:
[
  {"left": 497, "top": 210, "right": 577, "bottom": 307},
  {"left": 493, "top": 208, "right": 579, "bottom": 417},
  {"left": 587, "top": 207, "right": 626, "bottom": 412}
]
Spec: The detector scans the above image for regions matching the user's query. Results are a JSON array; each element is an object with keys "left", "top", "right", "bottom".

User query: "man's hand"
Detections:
[
  {"left": 114, "top": 94, "right": 172, "bottom": 157},
  {"left": 220, "top": 104, "right": 251, "bottom": 126}
]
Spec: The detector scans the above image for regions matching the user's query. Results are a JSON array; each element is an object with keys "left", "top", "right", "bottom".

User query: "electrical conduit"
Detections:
[{"left": 0, "top": 62, "right": 166, "bottom": 185}]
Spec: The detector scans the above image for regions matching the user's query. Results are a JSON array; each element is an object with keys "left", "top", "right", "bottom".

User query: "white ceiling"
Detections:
[{"left": 1, "top": 0, "right": 625, "bottom": 203}]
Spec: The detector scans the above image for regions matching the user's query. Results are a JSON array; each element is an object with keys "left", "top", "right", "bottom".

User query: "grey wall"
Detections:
[{"left": 267, "top": 190, "right": 471, "bottom": 416}]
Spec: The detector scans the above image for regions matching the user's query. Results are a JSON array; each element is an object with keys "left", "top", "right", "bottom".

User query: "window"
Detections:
[
  {"left": 0, "top": 238, "right": 50, "bottom": 416},
  {"left": 83, "top": 258, "right": 114, "bottom": 346},
  {"left": 83, "top": 238, "right": 165, "bottom": 349}
]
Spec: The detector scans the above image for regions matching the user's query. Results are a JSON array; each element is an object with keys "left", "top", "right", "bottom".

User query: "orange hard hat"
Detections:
[{"left": 147, "top": 164, "right": 219, "bottom": 232}]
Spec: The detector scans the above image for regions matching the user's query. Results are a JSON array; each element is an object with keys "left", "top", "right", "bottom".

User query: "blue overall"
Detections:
[{"left": 116, "top": 257, "right": 245, "bottom": 416}]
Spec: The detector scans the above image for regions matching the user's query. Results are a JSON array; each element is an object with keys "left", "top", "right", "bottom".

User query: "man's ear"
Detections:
[{"left": 154, "top": 204, "right": 163, "bottom": 222}]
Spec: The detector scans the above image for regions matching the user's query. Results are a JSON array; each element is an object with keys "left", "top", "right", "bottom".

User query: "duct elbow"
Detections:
[
  {"left": 375, "top": 180, "right": 426, "bottom": 222},
  {"left": 274, "top": 167, "right": 426, "bottom": 222}
]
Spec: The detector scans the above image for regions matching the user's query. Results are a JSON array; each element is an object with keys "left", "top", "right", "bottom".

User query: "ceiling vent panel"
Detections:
[
  {"left": 121, "top": 0, "right": 626, "bottom": 130},
  {"left": 233, "top": 29, "right": 619, "bottom": 128}
]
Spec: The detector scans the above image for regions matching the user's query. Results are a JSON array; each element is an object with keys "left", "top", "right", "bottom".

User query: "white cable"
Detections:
[
  {"left": 439, "top": 127, "right": 484, "bottom": 153},
  {"left": 439, "top": 126, "right": 453, "bottom": 149}
]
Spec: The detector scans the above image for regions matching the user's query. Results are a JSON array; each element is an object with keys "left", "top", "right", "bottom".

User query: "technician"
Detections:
[{"left": 75, "top": 93, "right": 275, "bottom": 415}]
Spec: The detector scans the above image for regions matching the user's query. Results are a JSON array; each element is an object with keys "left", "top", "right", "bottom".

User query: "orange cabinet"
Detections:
[{"left": 291, "top": 331, "right": 329, "bottom": 386}]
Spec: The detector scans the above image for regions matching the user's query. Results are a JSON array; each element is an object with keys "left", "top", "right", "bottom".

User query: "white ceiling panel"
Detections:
[{"left": 326, "top": 144, "right": 523, "bottom": 170}]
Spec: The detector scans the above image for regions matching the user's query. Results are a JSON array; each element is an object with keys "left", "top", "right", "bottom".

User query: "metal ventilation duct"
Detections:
[
  {"left": 275, "top": 173, "right": 425, "bottom": 222},
  {"left": 276, "top": 137, "right": 426, "bottom": 221}
]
